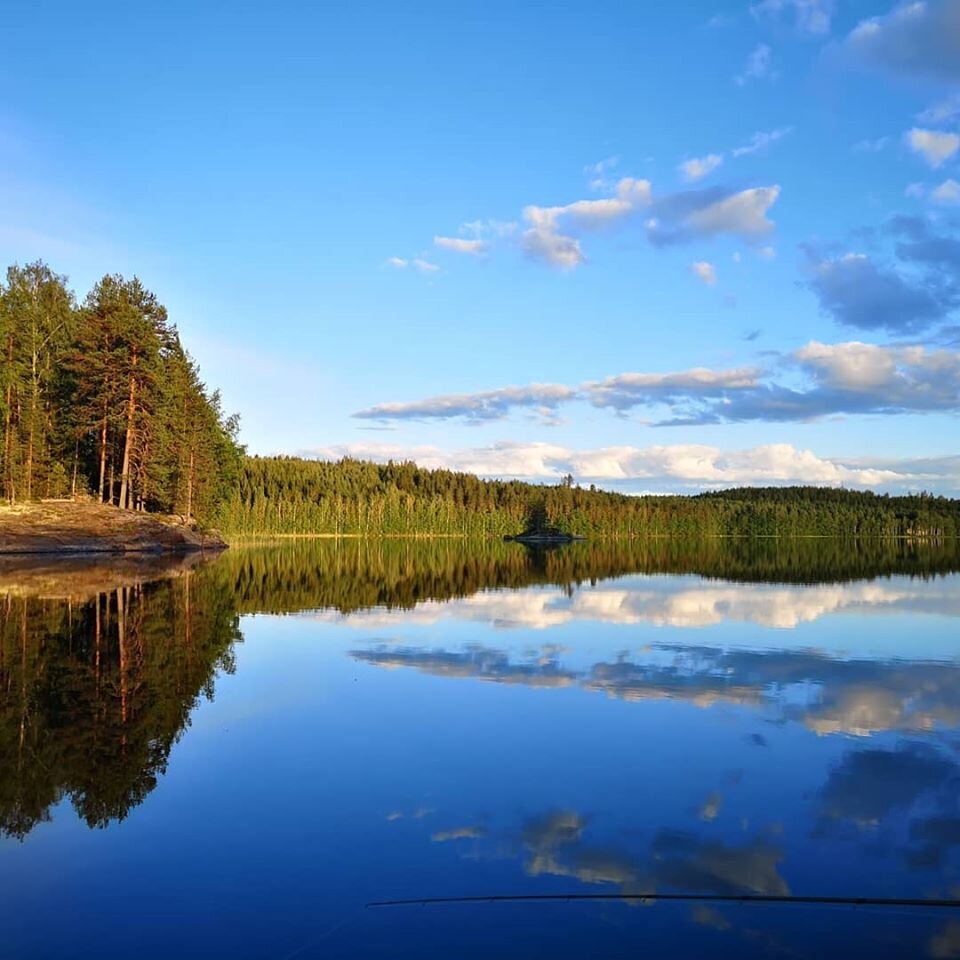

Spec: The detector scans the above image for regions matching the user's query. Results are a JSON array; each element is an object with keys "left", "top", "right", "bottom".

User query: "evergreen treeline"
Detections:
[
  {"left": 0, "top": 261, "right": 242, "bottom": 522},
  {"left": 221, "top": 457, "right": 960, "bottom": 538}
]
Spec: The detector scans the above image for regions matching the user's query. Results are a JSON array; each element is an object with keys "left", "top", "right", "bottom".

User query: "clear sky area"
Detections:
[{"left": 2, "top": 0, "right": 959, "bottom": 493}]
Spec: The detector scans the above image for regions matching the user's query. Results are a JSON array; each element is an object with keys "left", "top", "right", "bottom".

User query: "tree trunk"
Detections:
[
  {"left": 118, "top": 354, "right": 138, "bottom": 510},
  {"left": 186, "top": 447, "right": 194, "bottom": 521},
  {"left": 98, "top": 404, "right": 108, "bottom": 503},
  {"left": 71, "top": 439, "right": 79, "bottom": 498},
  {"left": 25, "top": 348, "right": 37, "bottom": 500},
  {"left": 3, "top": 335, "right": 14, "bottom": 503}
]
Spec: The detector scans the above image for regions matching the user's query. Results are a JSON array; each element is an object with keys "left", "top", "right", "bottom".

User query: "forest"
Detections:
[
  {"left": 0, "top": 261, "right": 242, "bottom": 523},
  {"left": 3, "top": 259, "right": 959, "bottom": 541},
  {"left": 222, "top": 456, "right": 960, "bottom": 539}
]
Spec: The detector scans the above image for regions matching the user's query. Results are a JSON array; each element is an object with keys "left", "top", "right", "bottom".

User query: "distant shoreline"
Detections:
[
  {"left": 224, "top": 531, "right": 958, "bottom": 542},
  {"left": 0, "top": 501, "right": 955, "bottom": 557}
]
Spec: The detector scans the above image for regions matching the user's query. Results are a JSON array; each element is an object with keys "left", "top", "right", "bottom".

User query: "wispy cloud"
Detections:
[
  {"left": 354, "top": 383, "right": 577, "bottom": 423},
  {"left": 732, "top": 127, "right": 793, "bottom": 157},
  {"left": 853, "top": 136, "right": 889, "bottom": 153},
  {"left": 680, "top": 154, "right": 723, "bottom": 182},
  {"left": 584, "top": 155, "right": 620, "bottom": 190},
  {"left": 413, "top": 164, "right": 781, "bottom": 271},
  {"left": 917, "top": 94, "right": 960, "bottom": 127},
  {"left": 387, "top": 256, "right": 440, "bottom": 273},
  {"left": 520, "top": 177, "right": 652, "bottom": 268},
  {"left": 353, "top": 339, "right": 960, "bottom": 427},
  {"left": 434, "top": 235, "right": 487, "bottom": 255},
  {"left": 751, "top": 0, "right": 833, "bottom": 35},
  {"left": 735, "top": 44, "right": 775, "bottom": 86}
]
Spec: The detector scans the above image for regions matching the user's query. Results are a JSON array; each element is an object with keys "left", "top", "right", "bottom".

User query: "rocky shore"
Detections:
[{"left": 0, "top": 502, "right": 228, "bottom": 555}]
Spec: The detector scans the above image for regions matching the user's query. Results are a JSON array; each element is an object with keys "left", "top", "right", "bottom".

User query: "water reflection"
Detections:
[
  {"left": 0, "top": 560, "right": 240, "bottom": 838},
  {"left": 353, "top": 642, "right": 960, "bottom": 739},
  {"left": 217, "top": 536, "right": 960, "bottom": 615},
  {"left": 2, "top": 539, "right": 959, "bottom": 843},
  {"left": 1, "top": 538, "right": 959, "bottom": 958}
]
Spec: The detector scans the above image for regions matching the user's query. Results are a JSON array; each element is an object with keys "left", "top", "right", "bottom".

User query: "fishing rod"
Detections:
[{"left": 367, "top": 893, "right": 960, "bottom": 910}]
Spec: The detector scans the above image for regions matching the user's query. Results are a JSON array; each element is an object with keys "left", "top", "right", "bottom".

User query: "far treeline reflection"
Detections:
[{"left": 2, "top": 537, "right": 960, "bottom": 840}]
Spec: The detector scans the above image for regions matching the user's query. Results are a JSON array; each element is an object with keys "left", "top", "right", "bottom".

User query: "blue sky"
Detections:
[{"left": 2, "top": 0, "right": 959, "bottom": 493}]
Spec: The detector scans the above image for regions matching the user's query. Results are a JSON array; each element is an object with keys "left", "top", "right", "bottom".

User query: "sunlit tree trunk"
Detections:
[
  {"left": 3, "top": 335, "right": 13, "bottom": 503},
  {"left": 98, "top": 405, "right": 108, "bottom": 503},
  {"left": 118, "top": 353, "right": 137, "bottom": 510}
]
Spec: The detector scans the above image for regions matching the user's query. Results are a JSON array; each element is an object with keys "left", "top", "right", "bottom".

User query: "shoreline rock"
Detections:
[{"left": 0, "top": 502, "right": 228, "bottom": 555}]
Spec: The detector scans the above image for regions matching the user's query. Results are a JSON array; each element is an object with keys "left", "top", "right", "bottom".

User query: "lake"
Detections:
[{"left": 2, "top": 538, "right": 960, "bottom": 958}]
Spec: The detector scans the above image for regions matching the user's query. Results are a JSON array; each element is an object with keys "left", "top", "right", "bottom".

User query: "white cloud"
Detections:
[
  {"left": 691, "top": 261, "right": 718, "bottom": 285},
  {"left": 759, "top": 245, "right": 776, "bottom": 259},
  {"left": 434, "top": 235, "right": 487, "bottom": 255},
  {"left": 585, "top": 367, "right": 758, "bottom": 411},
  {"left": 931, "top": 179, "right": 960, "bottom": 205},
  {"left": 906, "top": 128, "right": 960, "bottom": 168},
  {"left": 354, "top": 340, "right": 960, "bottom": 428},
  {"left": 686, "top": 186, "right": 780, "bottom": 240},
  {"left": 355, "top": 383, "right": 577, "bottom": 422},
  {"left": 795, "top": 339, "right": 960, "bottom": 399},
  {"left": 521, "top": 207, "right": 585, "bottom": 269},
  {"left": 732, "top": 127, "right": 793, "bottom": 157},
  {"left": 735, "top": 44, "right": 774, "bottom": 85},
  {"left": 300, "top": 439, "right": 915, "bottom": 490},
  {"left": 751, "top": 0, "right": 833, "bottom": 35},
  {"left": 905, "top": 182, "right": 926, "bottom": 199},
  {"left": 680, "top": 154, "right": 723, "bottom": 182},
  {"left": 388, "top": 256, "right": 439, "bottom": 273},
  {"left": 520, "top": 177, "right": 652, "bottom": 268}
]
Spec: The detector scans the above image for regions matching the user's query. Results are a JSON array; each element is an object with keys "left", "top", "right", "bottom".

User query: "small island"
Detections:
[{"left": 504, "top": 500, "right": 586, "bottom": 544}]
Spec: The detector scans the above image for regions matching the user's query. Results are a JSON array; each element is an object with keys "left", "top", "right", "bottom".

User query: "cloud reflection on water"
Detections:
[
  {"left": 322, "top": 575, "right": 960, "bottom": 631},
  {"left": 354, "top": 641, "right": 960, "bottom": 739}
]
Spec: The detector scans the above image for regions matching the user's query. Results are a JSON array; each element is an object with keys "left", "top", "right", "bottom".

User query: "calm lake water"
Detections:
[{"left": 3, "top": 539, "right": 960, "bottom": 958}]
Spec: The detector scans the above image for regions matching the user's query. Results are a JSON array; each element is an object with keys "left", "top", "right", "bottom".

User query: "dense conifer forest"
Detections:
[
  {"left": 0, "top": 262, "right": 242, "bottom": 523},
  {"left": 222, "top": 456, "right": 960, "bottom": 538},
  {"left": 2, "top": 260, "right": 958, "bottom": 540}
]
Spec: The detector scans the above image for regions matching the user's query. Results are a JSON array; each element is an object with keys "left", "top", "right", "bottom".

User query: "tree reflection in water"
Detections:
[{"left": 1, "top": 536, "right": 958, "bottom": 841}]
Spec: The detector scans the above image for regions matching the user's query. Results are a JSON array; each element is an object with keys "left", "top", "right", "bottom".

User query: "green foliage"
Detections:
[
  {"left": 0, "top": 261, "right": 242, "bottom": 522},
  {"left": 219, "top": 456, "right": 960, "bottom": 538}
]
